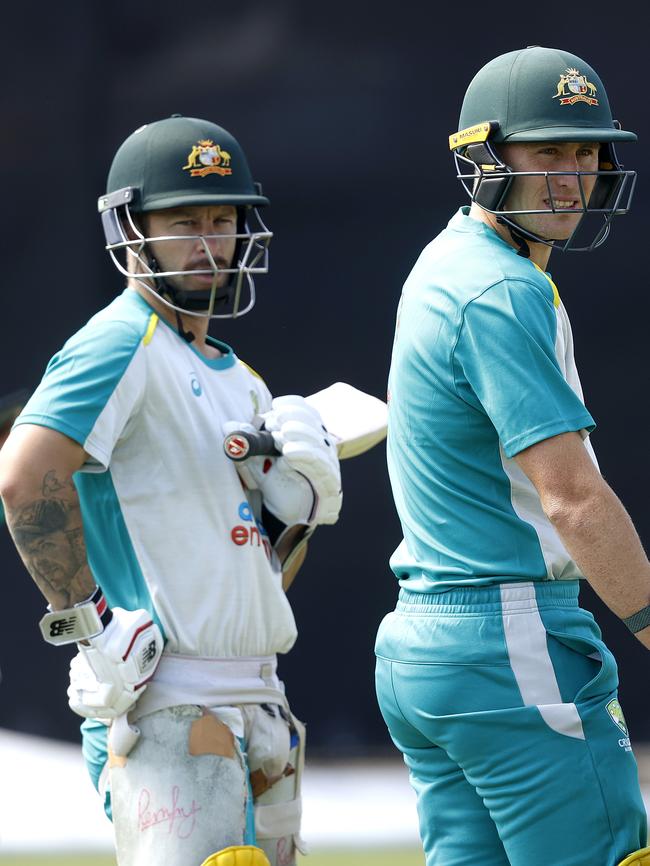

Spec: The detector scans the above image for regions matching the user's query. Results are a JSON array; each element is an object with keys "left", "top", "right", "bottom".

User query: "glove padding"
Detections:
[
  {"left": 67, "top": 607, "right": 163, "bottom": 720},
  {"left": 224, "top": 395, "right": 342, "bottom": 527}
]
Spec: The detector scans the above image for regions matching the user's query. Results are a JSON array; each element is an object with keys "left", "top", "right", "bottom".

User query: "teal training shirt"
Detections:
[{"left": 387, "top": 208, "right": 597, "bottom": 592}]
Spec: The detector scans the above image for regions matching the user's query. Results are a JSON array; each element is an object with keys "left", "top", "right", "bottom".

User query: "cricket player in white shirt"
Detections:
[{"left": 0, "top": 115, "right": 342, "bottom": 866}]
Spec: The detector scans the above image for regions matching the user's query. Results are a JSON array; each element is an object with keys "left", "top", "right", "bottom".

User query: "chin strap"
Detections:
[
  {"left": 496, "top": 216, "right": 531, "bottom": 258},
  {"left": 145, "top": 254, "right": 197, "bottom": 344},
  {"left": 173, "top": 308, "right": 196, "bottom": 344}
]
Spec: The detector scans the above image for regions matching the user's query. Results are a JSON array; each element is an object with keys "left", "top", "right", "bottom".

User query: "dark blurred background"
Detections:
[{"left": 0, "top": 2, "right": 647, "bottom": 753}]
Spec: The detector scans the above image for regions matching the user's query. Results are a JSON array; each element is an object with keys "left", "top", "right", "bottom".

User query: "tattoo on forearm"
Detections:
[
  {"left": 6, "top": 470, "right": 94, "bottom": 609},
  {"left": 41, "top": 469, "right": 74, "bottom": 497}
]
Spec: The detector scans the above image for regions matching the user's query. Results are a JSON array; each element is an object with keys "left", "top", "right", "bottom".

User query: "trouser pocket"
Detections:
[{"left": 545, "top": 626, "right": 617, "bottom": 706}]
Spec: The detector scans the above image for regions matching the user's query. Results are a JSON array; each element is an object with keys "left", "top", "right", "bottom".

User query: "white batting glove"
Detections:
[
  {"left": 224, "top": 395, "right": 342, "bottom": 527},
  {"left": 67, "top": 607, "right": 163, "bottom": 720},
  {"left": 224, "top": 418, "right": 317, "bottom": 528},
  {"left": 263, "top": 395, "right": 342, "bottom": 525}
]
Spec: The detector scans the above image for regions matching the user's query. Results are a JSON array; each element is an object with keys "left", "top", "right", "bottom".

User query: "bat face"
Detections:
[
  {"left": 222, "top": 382, "right": 387, "bottom": 462},
  {"left": 304, "top": 382, "right": 387, "bottom": 459}
]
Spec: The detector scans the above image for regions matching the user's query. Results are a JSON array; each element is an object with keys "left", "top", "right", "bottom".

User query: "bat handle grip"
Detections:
[{"left": 223, "top": 430, "right": 280, "bottom": 462}]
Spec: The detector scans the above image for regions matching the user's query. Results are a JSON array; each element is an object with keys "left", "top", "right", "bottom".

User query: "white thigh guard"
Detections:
[
  {"left": 242, "top": 703, "right": 307, "bottom": 866},
  {"left": 109, "top": 706, "right": 248, "bottom": 866}
]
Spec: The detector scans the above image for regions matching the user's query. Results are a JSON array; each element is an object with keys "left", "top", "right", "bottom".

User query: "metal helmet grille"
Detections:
[
  {"left": 453, "top": 141, "right": 637, "bottom": 252},
  {"left": 101, "top": 198, "right": 272, "bottom": 318}
]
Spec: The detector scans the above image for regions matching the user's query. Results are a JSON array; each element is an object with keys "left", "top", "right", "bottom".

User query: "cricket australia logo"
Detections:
[
  {"left": 553, "top": 67, "right": 599, "bottom": 106},
  {"left": 183, "top": 139, "right": 233, "bottom": 177},
  {"left": 606, "top": 699, "right": 628, "bottom": 736},
  {"left": 606, "top": 698, "right": 632, "bottom": 751}
]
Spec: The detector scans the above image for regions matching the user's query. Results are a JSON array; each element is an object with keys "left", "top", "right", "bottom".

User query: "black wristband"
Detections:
[{"left": 622, "top": 604, "right": 650, "bottom": 634}]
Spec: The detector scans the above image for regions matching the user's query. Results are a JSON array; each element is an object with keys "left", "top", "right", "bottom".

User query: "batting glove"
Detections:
[
  {"left": 263, "top": 395, "right": 341, "bottom": 524},
  {"left": 224, "top": 395, "right": 342, "bottom": 528},
  {"left": 67, "top": 607, "right": 163, "bottom": 720}
]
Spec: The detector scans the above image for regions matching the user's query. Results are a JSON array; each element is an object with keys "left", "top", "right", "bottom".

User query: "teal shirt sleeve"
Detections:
[
  {"left": 452, "top": 279, "right": 595, "bottom": 458},
  {"left": 16, "top": 319, "right": 145, "bottom": 463}
]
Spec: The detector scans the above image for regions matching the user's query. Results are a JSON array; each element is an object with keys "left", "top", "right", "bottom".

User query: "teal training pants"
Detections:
[{"left": 375, "top": 581, "right": 647, "bottom": 866}]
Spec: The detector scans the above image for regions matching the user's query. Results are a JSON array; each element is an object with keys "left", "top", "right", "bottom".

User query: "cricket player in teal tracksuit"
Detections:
[{"left": 376, "top": 47, "right": 650, "bottom": 866}]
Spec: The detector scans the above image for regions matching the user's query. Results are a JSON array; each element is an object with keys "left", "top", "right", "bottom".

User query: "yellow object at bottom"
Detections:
[
  {"left": 619, "top": 847, "right": 650, "bottom": 866},
  {"left": 200, "top": 845, "right": 271, "bottom": 866}
]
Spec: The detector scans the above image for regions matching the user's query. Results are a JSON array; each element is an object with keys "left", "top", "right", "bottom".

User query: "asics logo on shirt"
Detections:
[{"left": 189, "top": 372, "right": 202, "bottom": 397}]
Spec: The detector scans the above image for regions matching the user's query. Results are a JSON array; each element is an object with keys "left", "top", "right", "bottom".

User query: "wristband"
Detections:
[
  {"left": 621, "top": 604, "right": 650, "bottom": 634},
  {"left": 39, "top": 586, "right": 113, "bottom": 646}
]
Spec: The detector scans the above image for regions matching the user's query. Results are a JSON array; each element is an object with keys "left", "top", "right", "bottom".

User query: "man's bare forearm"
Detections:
[
  {"left": 515, "top": 432, "right": 650, "bottom": 649},
  {"left": 4, "top": 468, "right": 95, "bottom": 610},
  {"left": 547, "top": 481, "right": 650, "bottom": 648}
]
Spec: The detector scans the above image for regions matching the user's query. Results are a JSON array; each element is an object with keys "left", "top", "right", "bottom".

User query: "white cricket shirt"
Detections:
[{"left": 18, "top": 288, "right": 297, "bottom": 658}]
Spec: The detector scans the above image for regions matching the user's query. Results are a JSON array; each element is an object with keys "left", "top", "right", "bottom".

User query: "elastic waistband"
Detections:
[
  {"left": 396, "top": 580, "right": 580, "bottom": 614},
  {"left": 132, "top": 653, "right": 287, "bottom": 721}
]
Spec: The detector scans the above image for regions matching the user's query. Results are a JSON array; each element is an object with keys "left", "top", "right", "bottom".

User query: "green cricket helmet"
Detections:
[
  {"left": 449, "top": 46, "right": 637, "bottom": 251},
  {"left": 98, "top": 115, "right": 272, "bottom": 321}
]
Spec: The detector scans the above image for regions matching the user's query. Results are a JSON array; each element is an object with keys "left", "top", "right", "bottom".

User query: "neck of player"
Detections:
[
  {"left": 469, "top": 203, "right": 552, "bottom": 270},
  {"left": 130, "top": 280, "right": 221, "bottom": 359}
]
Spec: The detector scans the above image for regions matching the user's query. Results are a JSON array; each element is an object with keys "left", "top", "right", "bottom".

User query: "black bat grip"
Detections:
[{"left": 223, "top": 430, "right": 281, "bottom": 462}]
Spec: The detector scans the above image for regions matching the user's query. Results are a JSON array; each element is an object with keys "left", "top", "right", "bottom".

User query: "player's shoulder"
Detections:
[
  {"left": 62, "top": 290, "right": 159, "bottom": 357},
  {"left": 458, "top": 260, "right": 560, "bottom": 349},
  {"left": 464, "top": 255, "right": 559, "bottom": 324},
  {"left": 236, "top": 358, "right": 272, "bottom": 409},
  {"left": 41, "top": 291, "right": 158, "bottom": 390},
  {"left": 85, "top": 289, "right": 158, "bottom": 340},
  {"left": 415, "top": 208, "right": 555, "bottom": 308},
  {"left": 400, "top": 213, "right": 558, "bottom": 352},
  {"left": 237, "top": 358, "right": 266, "bottom": 383}
]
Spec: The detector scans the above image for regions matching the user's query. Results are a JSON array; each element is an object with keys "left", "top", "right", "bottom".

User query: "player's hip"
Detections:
[
  {"left": 377, "top": 579, "right": 596, "bottom": 656},
  {"left": 375, "top": 579, "right": 618, "bottom": 714}
]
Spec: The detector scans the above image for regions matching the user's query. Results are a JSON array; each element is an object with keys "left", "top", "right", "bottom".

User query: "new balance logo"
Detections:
[
  {"left": 48, "top": 618, "right": 77, "bottom": 638},
  {"left": 140, "top": 639, "right": 158, "bottom": 670}
]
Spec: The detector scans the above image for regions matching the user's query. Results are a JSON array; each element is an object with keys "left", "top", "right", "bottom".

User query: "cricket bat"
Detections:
[{"left": 223, "top": 381, "right": 387, "bottom": 462}]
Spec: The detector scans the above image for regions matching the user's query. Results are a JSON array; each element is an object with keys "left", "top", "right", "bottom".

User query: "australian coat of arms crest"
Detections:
[
  {"left": 183, "top": 139, "right": 233, "bottom": 178},
  {"left": 553, "top": 68, "right": 599, "bottom": 107}
]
